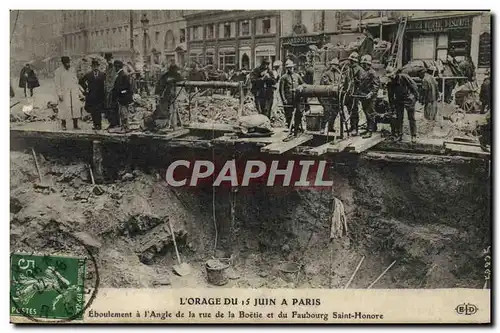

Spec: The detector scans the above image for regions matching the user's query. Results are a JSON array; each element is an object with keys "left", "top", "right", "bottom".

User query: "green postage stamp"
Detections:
[{"left": 10, "top": 253, "right": 86, "bottom": 320}]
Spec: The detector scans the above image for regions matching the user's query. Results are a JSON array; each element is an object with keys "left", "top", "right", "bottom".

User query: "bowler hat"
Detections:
[{"left": 104, "top": 52, "right": 113, "bottom": 59}]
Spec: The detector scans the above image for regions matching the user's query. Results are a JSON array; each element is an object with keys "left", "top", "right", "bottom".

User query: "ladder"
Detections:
[{"left": 387, "top": 16, "right": 408, "bottom": 69}]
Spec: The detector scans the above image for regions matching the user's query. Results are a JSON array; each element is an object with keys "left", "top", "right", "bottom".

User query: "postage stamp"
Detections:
[{"left": 10, "top": 253, "right": 86, "bottom": 320}]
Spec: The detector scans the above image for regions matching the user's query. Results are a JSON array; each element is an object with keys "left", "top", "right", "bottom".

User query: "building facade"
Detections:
[
  {"left": 280, "top": 10, "right": 491, "bottom": 81},
  {"left": 62, "top": 10, "right": 134, "bottom": 62},
  {"left": 132, "top": 10, "right": 187, "bottom": 68},
  {"left": 10, "top": 10, "right": 63, "bottom": 74},
  {"left": 185, "top": 10, "right": 281, "bottom": 71}
]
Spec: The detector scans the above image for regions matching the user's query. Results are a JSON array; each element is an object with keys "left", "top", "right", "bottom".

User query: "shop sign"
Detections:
[
  {"left": 406, "top": 16, "right": 473, "bottom": 33},
  {"left": 282, "top": 34, "right": 324, "bottom": 47}
]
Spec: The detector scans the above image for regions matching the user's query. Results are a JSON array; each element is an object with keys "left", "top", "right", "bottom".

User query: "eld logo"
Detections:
[{"left": 455, "top": 303, "right": 478, "bottom": 316}]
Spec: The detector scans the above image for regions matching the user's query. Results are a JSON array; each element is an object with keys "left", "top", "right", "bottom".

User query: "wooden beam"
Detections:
[
  {"left": 443, "top": 140, "right": 481, "bottom": 148},
  {"left": 261, "top": 134, "right": 313, "bottom": 155},
  {"left": 364, "top": 151, "right": 482, "bottom": 165},
  {"left": 444, "top": 142, "right": 490, "bottom": 158},
  {"left": 10, "top": 126, "right": 191, "bottom": 143},
  {"left": 187, "top": 122, "right": 235, "bottom": 133},
  {"left": 306, "top": 140, "right": 337, "bottom": 156},
  {"left": 453, "top": 136, "right": 477, "bottom": 143},
  {"left": 345, "top": 133, "right": 385, "bottom": 154},
  {"left": 374, "top": 138, "right": 445, "bottom": 155},
  {"left": 326, "top": 136, "right": 358, "bottom": 153}
]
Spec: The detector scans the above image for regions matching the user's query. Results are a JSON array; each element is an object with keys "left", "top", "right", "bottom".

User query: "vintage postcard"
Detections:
[{"left": 9, "top": 9, "right": 491, "bottom": 324}]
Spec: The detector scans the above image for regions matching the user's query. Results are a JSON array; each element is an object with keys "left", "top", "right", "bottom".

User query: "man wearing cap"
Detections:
[
  {"left": 345, "top": 51, "right": 365, "bottom": 135},
  {"left": 385, "top": 66, "right": 420, "bottom": 142},
  {"left": 54, "top": 56, "right": 83, "bottom": 130},
  {"left": 318, "top": 58, "right": 342, "bottom": 134},
  {"left": 79, "top": 59, "right": 106, "bottom": 130},
  {"left": 112, "top": 60, "right": 133, "bottom": 132},
  {"left": 357, "top": 55, "right": 380, "bottom": 138},
  {"left": 279, "top": 60, "right": 305, "bottom": 136},
  {"left": 104, "top": 52, "right": 119, "bottom": 129},
  {"left": 419, "top": 67, "right": 439, "bottom": 121},
  {"left": 250, "top": 58, "right": 277, "bottom": 118}
]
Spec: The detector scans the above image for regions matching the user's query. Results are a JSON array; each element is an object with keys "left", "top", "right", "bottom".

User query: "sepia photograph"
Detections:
[{"left": 9, "top": 9, "right": 492, "bottom": 324}]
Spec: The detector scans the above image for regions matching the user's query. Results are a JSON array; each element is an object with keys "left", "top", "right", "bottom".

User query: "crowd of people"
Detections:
[{"left": 11, "top": 47, "right": 491, "bottom": 141}]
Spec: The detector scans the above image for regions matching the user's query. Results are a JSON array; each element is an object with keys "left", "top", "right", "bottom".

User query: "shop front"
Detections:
[
  {"left": 403, "top": 15, "right": 476, "bottom": 63},
  {"left": 281, "top": 33, "right": 326, "bottom": 68},
  {"left": 218, "top": 47, "right": 236, "bottom": 71},
  {"left": 239, "top": 46, "right": 252, "bottom": 70},
  {"left": 254, "top": 44, "right": 276, "bottom": 66},
  {"left": 189, "top": 48, "right": 203, "bottom": 66}
]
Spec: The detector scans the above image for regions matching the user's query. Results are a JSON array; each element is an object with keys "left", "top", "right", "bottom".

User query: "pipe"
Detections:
[
  {"left": 177, "top": 80, "right": 241, "bottom": 89},
  {"left": 296, "top": 84, "right": 339, "bottom": 98}
]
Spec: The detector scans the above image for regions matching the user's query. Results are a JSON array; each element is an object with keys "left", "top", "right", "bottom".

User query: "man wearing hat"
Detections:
[
  {"left": 152, "top": 62, "right": 183, "bottom": 129},
  {"left": 385, "top": 66, "right": 420, "bottom": 142},
  {"left": 250, "top": 58, "right": 277, "bottom": 118},
  {"left": 104, "top": 52, "right": 119, "bottom": 129},
  {"left": 345, "top": 51, "right": 365, "bottom": 135},
  {"left": 318, "top": 58, "right": 342, "bottom": 134},
  {"left": 357, "top": 54, "right": 380, "bottom": 138},
  {"left": 54, "top": 56, "right": 83, "bottom": 130},
  {"left": 111, "top": 60, "right": 133, "bottom": 132},
  {"left": 271, "top": 60, "right": 283, "bottom": 114},
  {"left": 279, "top": 60, "right": 305, "bottom": 136},
  {"left": 18, "top": 63, "right": 40, "bottom": 98},
  {"left": 419, "top": 67, "right": 439, "bottom": 121},
  {"left": 79, "top": 59, "right": 106, "bottom": 130}
]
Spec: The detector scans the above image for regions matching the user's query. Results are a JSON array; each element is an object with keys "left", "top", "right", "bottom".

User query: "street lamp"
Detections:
[{"left": 141, "top": 13, "right": 150, "bottom": 65}]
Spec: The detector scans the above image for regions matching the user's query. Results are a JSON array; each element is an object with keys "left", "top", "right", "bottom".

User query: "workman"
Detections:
[
  {"left": 480, "top": 69, "right": 490, "bottom": 114},
  {"left": 419, "top": 67, "right": 439, "bottom": 121},
  {"left": 385, "top": 66, "right": 420, "bottom": 142},
  {"left": 104, "top": 52, "right": 119, "bottom": 129},
  {"left": 250, "top": 58, "right": 277, "bottom": 118},
  {"left": 318, "top": 58, "right": 342, "bottom": 134},
  {"left": 344, "top": 51, "right": 365, "bottom": 136},
  {"left": 357, "top": 55, "right": 380, "bottom": 138},
  {"left": 153, "top": 63, "right": 183, "bottom": 126},
  {"left": 279, "top": 60, "right": 304, "bottom": 137}
]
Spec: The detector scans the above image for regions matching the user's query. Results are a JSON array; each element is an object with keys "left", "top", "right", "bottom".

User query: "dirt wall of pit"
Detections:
[{"left": 10, "top": 139, "right": 491, "bottom": 289}]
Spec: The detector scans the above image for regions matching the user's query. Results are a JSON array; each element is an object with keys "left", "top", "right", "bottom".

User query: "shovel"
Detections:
[
  {"left": 168, "top": 219, "right": 192, "bottom": 276},
  {"left": 88, "top": 165, "right": 105, "bottom": 196},
  {"left": 31, "top": 148, "right": 51, "bottom": 191}
]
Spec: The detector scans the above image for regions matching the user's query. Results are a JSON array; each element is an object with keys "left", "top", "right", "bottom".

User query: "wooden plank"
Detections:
[
  {"left": 374, "top": 138, "right": 445, "bottom": 155},
  {"left": 10, "top": 126, "right": 190, "bottom": 143},
  {"left": 364, "top": 151, "right": 482, "bottom": 165},
  {"left": 187, "top": 122, "right": 235, "bottom": 132},
  {"left": 261, "top": 134, "right": 313, "bottom": 154},
  {"left": 444, "top": 142, "right": 490, "bottom": 157},
  {"left": 345, "top": 133, "right": 385, "bottom": 154},
  {"left": 453, "top": 136, "right": 477, "bottom": 143},
  {"left": 326, "top": 136, "right": 358, "bottom": 153},
  {"left": 306, "top": 140, "right": 337, "bottom": 156},
  {"left": 443, "top": 140, "right": 481, "bottom": 147}
]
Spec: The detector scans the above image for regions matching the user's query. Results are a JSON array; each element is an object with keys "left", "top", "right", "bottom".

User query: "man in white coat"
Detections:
[{"left": 54, "top": 56, "right": 83, "bottom": 130}]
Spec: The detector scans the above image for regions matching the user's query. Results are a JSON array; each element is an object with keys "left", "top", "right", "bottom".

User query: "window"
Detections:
[
  {"left": 218, "top": 50, "right": 236, "bottom": 71},
  {"left": 240, "top": 20, "right": 250, "bottom": 36},
  {"left": 478, "top": 32, "right": 491, "bottom": 68},
  {"left": 155, "top": 31, "right": 160, "bottom": 43},
  {"left": 262, "top": 18, "right": 271, "bottom": 34},
  {"left": 223, "top": 23, "right": 231, "bottom": 38},
  {"left": 192, "top": 26, "right": 201, "bottom": 40},
  {"left": 180, "top": 29, "right": 186, "bottom": 43},
  {"left": 206, "top": 24, "right": 214, "bottom": 39},
  {"left": 206, "top": 50, "right": 215, "bottom": 65},
  {"left": 411, "top": 35, "right": 435, "bottom": 60}
]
